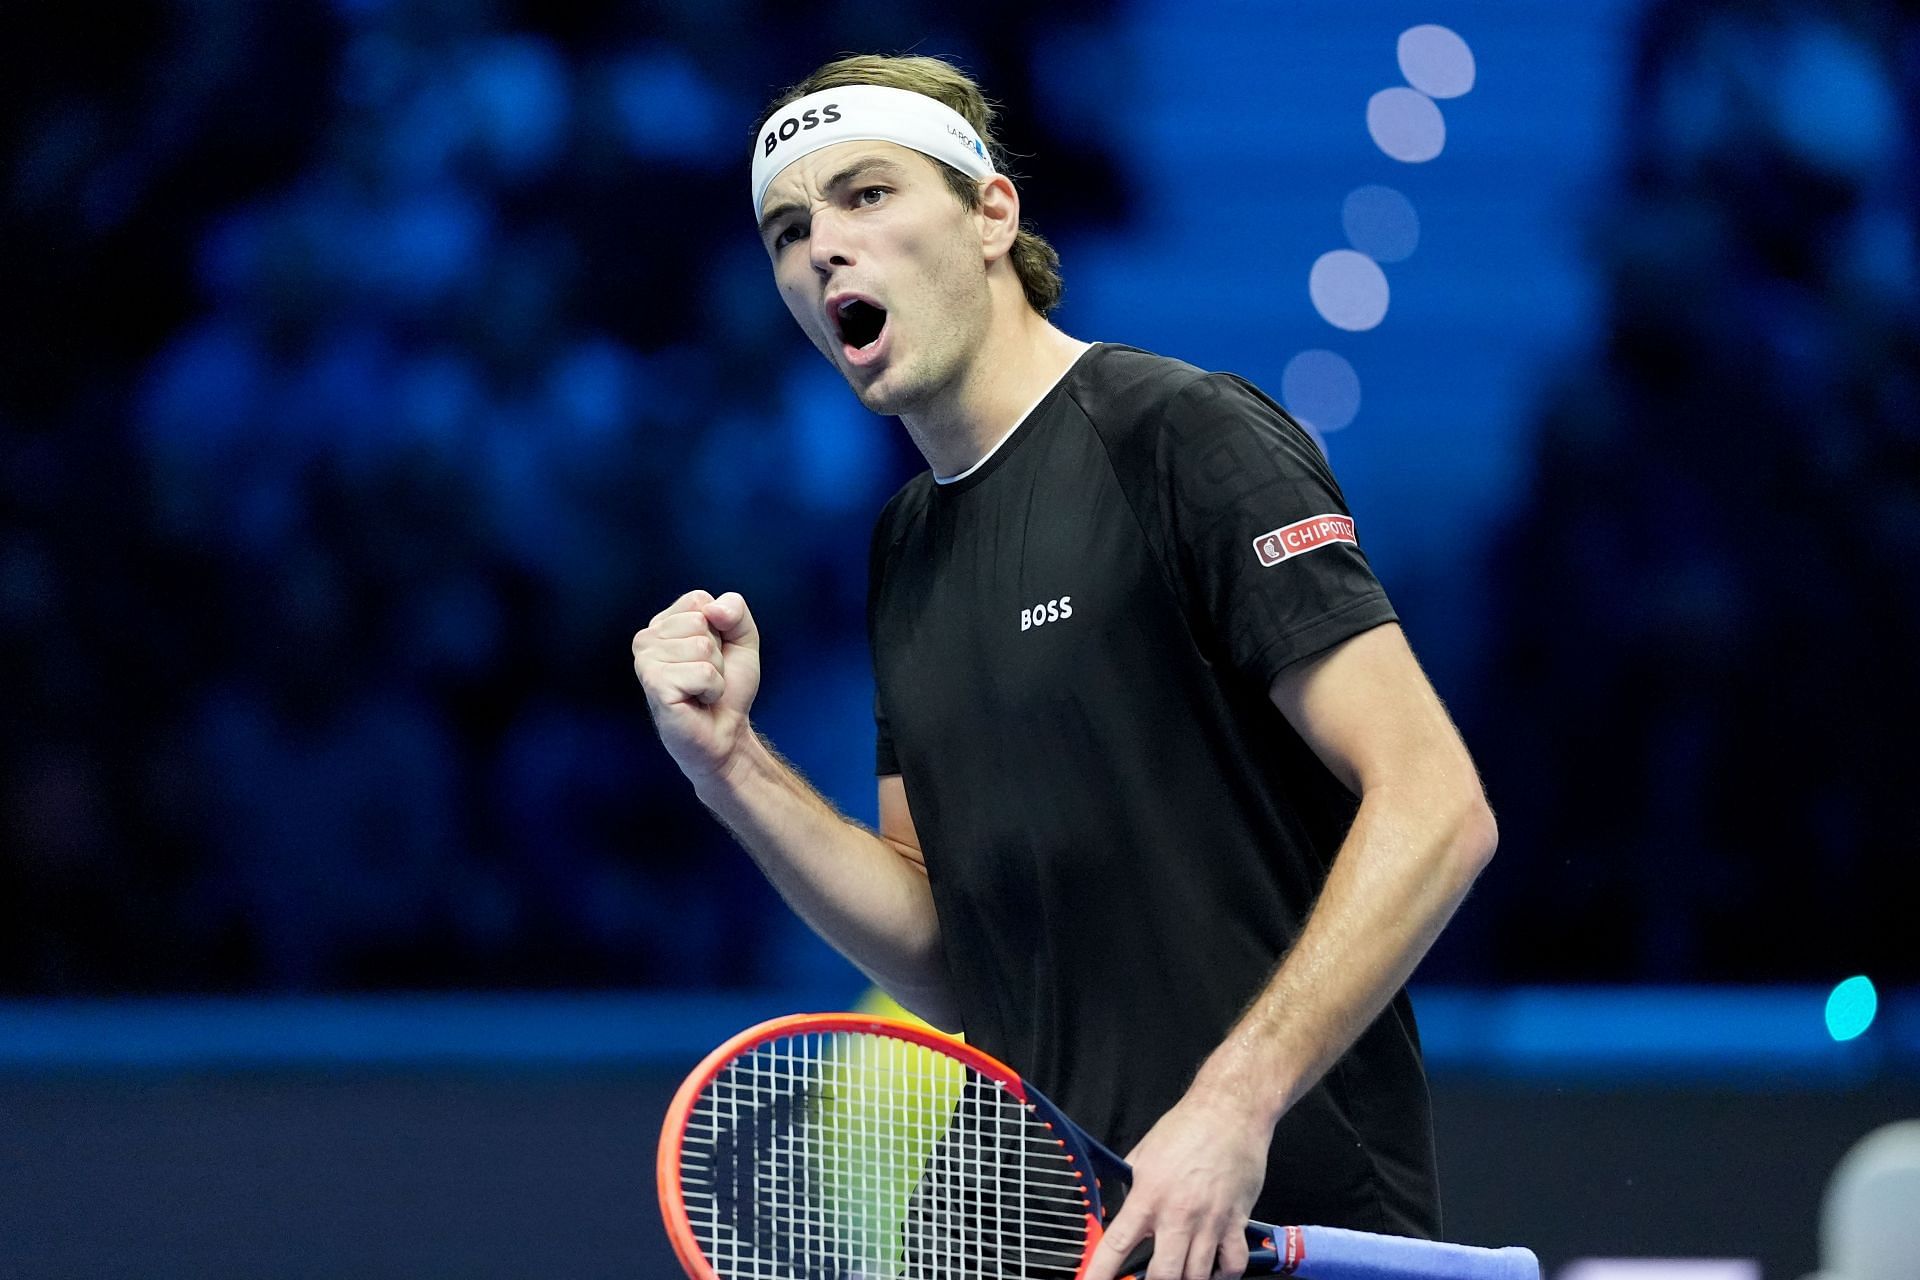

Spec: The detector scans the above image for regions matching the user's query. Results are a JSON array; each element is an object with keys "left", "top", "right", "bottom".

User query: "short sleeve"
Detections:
[
  {"left": 874, "top": 689, "right": 899, "bottom": 776},
  {"left": 868, "top": 496, "right": 902, "bottom": 778},
  {"left": 1154, "top": 372, "right": 1398, "bottom": 688}
]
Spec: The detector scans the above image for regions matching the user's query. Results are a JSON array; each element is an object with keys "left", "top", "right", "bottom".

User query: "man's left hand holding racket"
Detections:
[{"left": 1085, "top": 1086, "right": 1276, "bottom": 1280}]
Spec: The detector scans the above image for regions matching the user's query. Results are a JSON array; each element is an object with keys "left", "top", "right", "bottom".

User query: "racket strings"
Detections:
[{"left": 678, "top": 1030, "right": 1091, "bottom": 1279}]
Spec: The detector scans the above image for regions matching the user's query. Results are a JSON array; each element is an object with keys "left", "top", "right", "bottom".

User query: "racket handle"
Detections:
[{"left": 1243, "top": 1224, "right": 1540, "bottom": 1280}]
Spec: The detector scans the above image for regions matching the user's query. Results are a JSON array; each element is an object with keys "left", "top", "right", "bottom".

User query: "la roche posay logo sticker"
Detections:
[
  {"left": 946, "top": 123, "right": 986, "bottom": 159},
  {"left": 1253, "top": 514, "right": 1357, "bottom": 567}
]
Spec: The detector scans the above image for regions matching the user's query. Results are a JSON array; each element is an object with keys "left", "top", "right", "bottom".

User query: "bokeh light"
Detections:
[
  {"left": 1367, "top": 87, "right": 1447, "bottom": 162},
  {"left": 1825, "top": 975, "right": 1878, "bottom": 1041},
  {"left": 1282, "top": 349, "right": 1362, "bottom": 433},
  {"left": 1309, "top": 250, "right": 1390, "bottom": 331},
  {"left": 1341, "top": 185, "right": 1420, "bottom": 263},
  {"left": 1767, "top": 24, "right": 1899, "bottom": 178},
  {"left": 1398, "top": 25, "right": 1477, "bottom": 99}
]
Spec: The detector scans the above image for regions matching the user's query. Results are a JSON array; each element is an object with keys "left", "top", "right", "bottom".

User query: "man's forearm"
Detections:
[
  {"left": 697, "top": 731, "right": 956, "bottom": 1026},
  {"left": 1190, "top": 785, "right": 1496, "bottom": 1125}
]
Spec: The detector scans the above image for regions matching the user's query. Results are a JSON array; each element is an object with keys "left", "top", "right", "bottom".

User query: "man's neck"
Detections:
[{"left": 899, "top": 309, "right": 1091, "bottom": 479}]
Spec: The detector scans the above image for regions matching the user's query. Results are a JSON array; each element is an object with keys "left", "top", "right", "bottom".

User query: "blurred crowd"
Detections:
[
  {"left": 1460, "top": 0, "right": 1919, "bottom": 981},
  {"left": 0, "top": 1, "right": 1083, "bottom": 991},
  {"left": 1, "top": 0, "right": 1914, "bottom": 992}
]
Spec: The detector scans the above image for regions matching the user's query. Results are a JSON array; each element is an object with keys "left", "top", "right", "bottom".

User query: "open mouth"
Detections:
[{"left": 834, "top": 298, "right": 888, "bottom": 351}]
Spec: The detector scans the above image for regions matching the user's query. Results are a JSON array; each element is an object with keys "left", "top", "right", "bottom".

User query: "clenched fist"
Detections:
[{"left": 631, "top": 590, "right": 762, "bottom": 789}]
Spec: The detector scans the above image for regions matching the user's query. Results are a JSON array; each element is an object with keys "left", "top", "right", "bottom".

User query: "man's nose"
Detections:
[{"left": 809, "top": 209, "right": 855, "bottom": 274}]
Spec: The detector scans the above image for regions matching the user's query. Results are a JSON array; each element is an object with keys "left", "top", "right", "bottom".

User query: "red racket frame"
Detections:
[{"left": 657, "top": 1012, "right": 1106, "bottom": 1280}]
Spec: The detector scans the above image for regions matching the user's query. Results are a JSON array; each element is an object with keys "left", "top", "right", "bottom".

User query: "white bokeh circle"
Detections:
[
  {"left": 1398, "top": 25, "right": 1476, "bottom": 99},
  {"left": 1367, "top": 87, "right": 1446, "bottom": 162},
  {"left": 1281, "top": 349, "right": 1362, "bottom": 433},
  {"left": 1341, "top": 185, "right": 1420, "bottom": 263},
  {"left": 1309, "top": 250, "right": 1390, "bottom": 331}
]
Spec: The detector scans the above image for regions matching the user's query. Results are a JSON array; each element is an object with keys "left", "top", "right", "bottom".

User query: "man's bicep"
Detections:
[
  {"left": 877, "top": 774, "right": 928, "bottom": 872},
  {"left": 1267, "top": 622, "right": 1487, "bottom": 810}
]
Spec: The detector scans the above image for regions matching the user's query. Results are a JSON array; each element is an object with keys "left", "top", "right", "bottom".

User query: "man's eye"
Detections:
[
  {"left": 773, "top": 224, "right": 802, "bottom": 248},
  {"left": 857, "top": 186, "right": 888, "bottom": 205}
]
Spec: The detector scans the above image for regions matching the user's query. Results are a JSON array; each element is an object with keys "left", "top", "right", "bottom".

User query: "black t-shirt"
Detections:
[{"left": 867, "top": 342, "right": 1439, "bottom": 1236}]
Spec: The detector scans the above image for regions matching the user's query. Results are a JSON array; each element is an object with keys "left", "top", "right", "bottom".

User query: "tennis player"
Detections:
[{"left": 632, "top": 54, "right": 1498, "bottom": 1280}]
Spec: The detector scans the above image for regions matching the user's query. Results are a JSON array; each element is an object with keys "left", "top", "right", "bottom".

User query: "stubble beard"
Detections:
[{"left": 855, "top": 254, "right": 991, "bottom": 422}]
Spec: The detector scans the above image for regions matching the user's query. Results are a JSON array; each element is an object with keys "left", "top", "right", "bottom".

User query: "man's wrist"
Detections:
[
  {"left": 1189, "top": 1037, "right": 1305, "bottom": 1133},
  {"left": 692, "top": 728, "right": 769, "bottom": 812}
]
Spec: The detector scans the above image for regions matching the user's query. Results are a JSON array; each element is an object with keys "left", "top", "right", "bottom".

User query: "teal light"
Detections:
[{"left": 1825, "top": 976, "right": 1878, "bottom": 1042}]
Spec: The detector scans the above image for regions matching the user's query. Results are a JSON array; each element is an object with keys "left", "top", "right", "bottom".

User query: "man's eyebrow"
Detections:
[{"left": 757, "top": 157, "right": 911, "bottom": 239}]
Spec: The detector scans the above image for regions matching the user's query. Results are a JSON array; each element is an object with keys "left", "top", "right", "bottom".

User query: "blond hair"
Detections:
[{"left": 759, "top": 54, "right": 1065, "bottom": 317}]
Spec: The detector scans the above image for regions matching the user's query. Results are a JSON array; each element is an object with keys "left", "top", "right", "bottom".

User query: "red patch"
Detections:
[
  {"left": 1253, "top": 514, "right": 1358, "bottom": 567},
  {"left": 1282, "top": 1224, "right": 1306, "bottom": 1274}
]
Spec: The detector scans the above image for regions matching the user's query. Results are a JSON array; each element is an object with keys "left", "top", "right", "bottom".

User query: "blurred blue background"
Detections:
[
  {"left": 2, "top": 0, "right": 1917, "bottom": 1274},
  {"left": 5, "top": 0, "right": 1913, "bottom": 996}
]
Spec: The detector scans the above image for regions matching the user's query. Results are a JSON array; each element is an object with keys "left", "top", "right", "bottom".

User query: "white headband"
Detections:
[{"left": 751, "top": 84, "right": 997, "bottom": 217}]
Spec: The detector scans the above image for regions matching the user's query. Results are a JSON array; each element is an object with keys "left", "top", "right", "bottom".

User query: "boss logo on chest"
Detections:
[{"left": 1019, "top": 596, "right": 1073, "bottom": 631}]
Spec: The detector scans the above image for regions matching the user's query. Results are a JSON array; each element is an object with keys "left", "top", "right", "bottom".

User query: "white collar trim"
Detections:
[{"left": 934, "top": 343, "right": 1096, "bottom": 485}]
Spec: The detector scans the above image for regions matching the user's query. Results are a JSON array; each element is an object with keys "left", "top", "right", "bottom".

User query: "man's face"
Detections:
[{"left": 757, "top": 140, "right": 991, "bottom": 416}]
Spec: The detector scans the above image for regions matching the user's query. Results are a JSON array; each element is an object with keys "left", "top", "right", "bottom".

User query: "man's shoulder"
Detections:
[
  {"left": 869, "top": 469, "right": 935, "bottom": 555},
  {"left": 1069, "top": 344, "right": 1291, "bottom": 456},
  {"left": 1079, "top": 344, "right": 1313, "bottom": 460},
  {"left": 1069, "top": 343, "right": 1216, "bottom": 426},
  {"left": 1069, "top": 343, "right": 1295, "bottom": 482}
]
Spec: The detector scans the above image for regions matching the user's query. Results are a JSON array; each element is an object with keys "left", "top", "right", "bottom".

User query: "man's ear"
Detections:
[{"left": 975, "top": 173, "right": 1021, "bottom": 264}]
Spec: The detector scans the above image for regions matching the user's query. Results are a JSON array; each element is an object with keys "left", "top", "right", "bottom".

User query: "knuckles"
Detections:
[{"left": 631, "top": 595, "right": 745, "bottom": 719}]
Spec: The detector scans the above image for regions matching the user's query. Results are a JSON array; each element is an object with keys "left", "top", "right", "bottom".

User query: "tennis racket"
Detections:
[{"left": 657, "top": 1013, "right": 1539, "bottom": 1280}]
